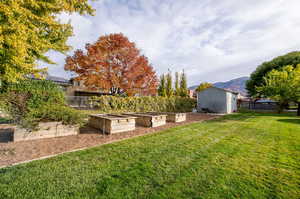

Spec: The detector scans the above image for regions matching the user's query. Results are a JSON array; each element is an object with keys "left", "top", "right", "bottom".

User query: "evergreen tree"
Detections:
[
  {"left": 179, "top": 70, "right": 188, "bottom": 97},
  {"left": 158, "top": 74, "right": 167, "bottom": 97},
  {"left": 174, "top": 72, "right": 180, "bottom": 96},
  {"left": 165, "top": 70, "right": 174, "bottom": 97}
]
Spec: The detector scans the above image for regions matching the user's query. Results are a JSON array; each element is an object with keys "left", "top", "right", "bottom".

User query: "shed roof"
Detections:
[{"left": 198, "top": 86, "right": 239, "bottom": 95}]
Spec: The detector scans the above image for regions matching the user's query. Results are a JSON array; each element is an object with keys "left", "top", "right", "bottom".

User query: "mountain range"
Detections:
[{"left": 189, "top": 76, "right": 249, "bottom": 96}]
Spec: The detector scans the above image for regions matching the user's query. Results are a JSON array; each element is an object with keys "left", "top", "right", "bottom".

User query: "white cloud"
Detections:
[{"left": 44, "top": 0, "right": 300, "bottom": 86}]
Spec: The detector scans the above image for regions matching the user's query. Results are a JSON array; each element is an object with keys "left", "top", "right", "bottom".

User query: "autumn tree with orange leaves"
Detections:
[{"left": 64, "top": 33, "right": 158, "bottom": 96}]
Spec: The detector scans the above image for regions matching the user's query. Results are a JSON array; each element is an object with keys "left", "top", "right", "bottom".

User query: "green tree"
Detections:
[
  {"left": 165, "top": 70, "right": 173, "bottom": 97},
  {"left": 174, "top": 72, "right": 180, "bottom": 96},
  {"left": 257, "top": 65, "right": 300, "bottom": 115},
  {"left": 0, "top": 0, "right": 94, "bottom": 83},
  {"left": 195, "top": 82, "right": 213, "bottom": 92},
  {"left": 246, "top": 51, "right": 300, "bottom": 96},
  {"left": 158, "top": 74, "right": 167, "bottom": 97},
  {"left": 179, "top": 70, "right": 188, "bottom": 97}
]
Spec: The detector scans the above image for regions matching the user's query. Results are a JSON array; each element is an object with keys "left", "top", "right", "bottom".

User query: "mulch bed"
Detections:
[{"left": 0, "top": 113, "right": 219, "bottom": 168}]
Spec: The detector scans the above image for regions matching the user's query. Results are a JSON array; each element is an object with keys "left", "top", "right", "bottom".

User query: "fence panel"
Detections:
[
  {"left": 66, "top": 96, "right": 95, "bottom": 109},
  {"left": 239, "top": 101, "right": 278, "bottom": 110}
]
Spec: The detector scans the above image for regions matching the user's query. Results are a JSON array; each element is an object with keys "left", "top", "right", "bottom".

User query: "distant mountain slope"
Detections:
[
  {"left": 214, "top": 76, "right": 249, "bottom": 96},
  {"left": 189, "top": 76, "right": 249, "bottom": 96}
]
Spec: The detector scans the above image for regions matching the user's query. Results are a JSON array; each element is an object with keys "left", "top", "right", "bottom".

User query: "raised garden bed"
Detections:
[
  {"left": 0, "top": 113, "right": 220, "bottom": 167},
  {"left": 161, "top": 112, "right": 187, "bottom": 123},
  {"left": 123, "top": 113, "right": 167, "bottom": 127},
  {"left": 0, "top": 122, "right": 79, "bottom": 142},
  {"left": 88, "top": 114, "right": 137, "bottom": 134}
]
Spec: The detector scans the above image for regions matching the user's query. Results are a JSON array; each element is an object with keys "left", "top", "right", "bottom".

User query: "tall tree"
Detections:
[
  {"left": 65, "top": 33, "right": 158, "bottom": 96},
  {"left": 174, "top": 72, "right": 180, "bottom": 96},
  {"left": 158, "top": 74, "right": 166, "bottom": 97},
  {"left": 165, "top": 70, "right": 174, "bottom": 97},
  {"left": 0, "top": 0, "right": 94, "bottom": 83},
  {"left": 246, "top": 51, "right": 300, "bottom": 96},
  {"left": 195, "top": 82, "right": 213, "bottom": 92},
  {"left": 179, "top": 70, "right": 188, "bottom": 97},
  {"left": 257, "top": 65, "right": 300, "bottom": 115}
]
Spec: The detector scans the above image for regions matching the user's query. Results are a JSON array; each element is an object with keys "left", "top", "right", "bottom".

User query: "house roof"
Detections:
[
  {"left": 45, "top": 75, "right": 70, "bottom": 84},
  {"left": 29, "top": 74, "right": 71, "bottom": 85}
]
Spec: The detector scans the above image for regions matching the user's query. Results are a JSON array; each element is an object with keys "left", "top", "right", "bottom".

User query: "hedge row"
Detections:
[
  {"left": 0, "top": 79, "right": 85, "bottom": 130},
  {"left": 90, "top": 96, "right": 196, "bottom": 113}
]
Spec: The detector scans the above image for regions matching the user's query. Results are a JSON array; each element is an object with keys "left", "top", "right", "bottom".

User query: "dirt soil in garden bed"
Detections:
[{"left": 0, "top": 113, "right": 220, "bottom": 168}]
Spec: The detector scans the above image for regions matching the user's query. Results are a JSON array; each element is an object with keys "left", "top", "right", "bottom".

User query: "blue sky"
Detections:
[{"left": 43, "top": 0, "right": 300, "bottom": 86}]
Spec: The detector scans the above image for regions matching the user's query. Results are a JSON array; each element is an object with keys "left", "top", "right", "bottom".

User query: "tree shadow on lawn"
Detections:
[
  {"left": 277, "top": 119, "right": 300, "bottom": 125},
  {"left": 205, "top": 113, "right": 254, "bottom": 123},
  {"left": 205, "top": 112, "right": 298, "bottom": 124}
]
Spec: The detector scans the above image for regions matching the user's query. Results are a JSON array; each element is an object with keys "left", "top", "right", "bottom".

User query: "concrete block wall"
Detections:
[
  {"left": 164, "top": 113, "right": 186, "bottom": 123},
  {"left": 123, "top": 113, "right": 167, "bottom": 127},
  {"left": 13, "top": 122, "right": 79, "bottom": 142}
]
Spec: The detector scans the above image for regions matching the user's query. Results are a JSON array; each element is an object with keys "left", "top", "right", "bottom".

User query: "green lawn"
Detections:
[{"left": 0, "top": 113, "right": 299, "bottom": 199}]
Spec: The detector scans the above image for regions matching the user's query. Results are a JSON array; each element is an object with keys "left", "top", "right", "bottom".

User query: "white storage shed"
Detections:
[{"left": 197, "top": 87, "right": 238, "bottom": 114}]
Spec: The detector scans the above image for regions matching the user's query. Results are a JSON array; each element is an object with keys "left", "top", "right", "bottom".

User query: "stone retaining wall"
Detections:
[{"left": 0, "top": 122, "right": 79, "bottom": 142}]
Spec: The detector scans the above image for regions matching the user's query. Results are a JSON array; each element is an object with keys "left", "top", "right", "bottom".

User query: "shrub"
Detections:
[
  {"left": 0, "top": 79, "right": 85, "bottom": 130},
  {"left": 90, "top": 96, "right": 196, "bottom": 113}
]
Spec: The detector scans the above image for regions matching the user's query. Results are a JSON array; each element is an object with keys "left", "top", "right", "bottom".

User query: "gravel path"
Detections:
[{"left": 0, "top": 113, "right": 219, "bottom": 168}]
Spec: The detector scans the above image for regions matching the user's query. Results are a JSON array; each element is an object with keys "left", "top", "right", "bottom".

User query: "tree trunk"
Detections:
[
  {"left": 110, "top": 87, "right": 124, "bottom": 96},
  {"left": 297, "top": 102, "right": 300, "bottom": 116},
  {"left": 277, "top": 103, "right": 284, "bottom": 114}
]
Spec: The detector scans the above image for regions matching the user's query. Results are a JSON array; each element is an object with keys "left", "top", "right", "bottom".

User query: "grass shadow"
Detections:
[
  {"left": 205, "top": 111, "right": 298, "bottom": 124},
  {"left": 204, "top": 113, "right": 254, "bottom": 123},
  {"left": 277, "top": 119, "right": 300, "bottom": 124}
]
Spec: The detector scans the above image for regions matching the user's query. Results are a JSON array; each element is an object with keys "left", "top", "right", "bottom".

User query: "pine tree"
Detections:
[
  {"left": 179, "top": 70, "right": 188, "bottom": 97},
  {"left": 165, "top": 70, "right": 174, "bottom": 97},
  {"left": 174, "top": 72, "right": 180, "bottom": 96},
  {"left": 158, "top": 74, "right": 167, "bottom": 97}
]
